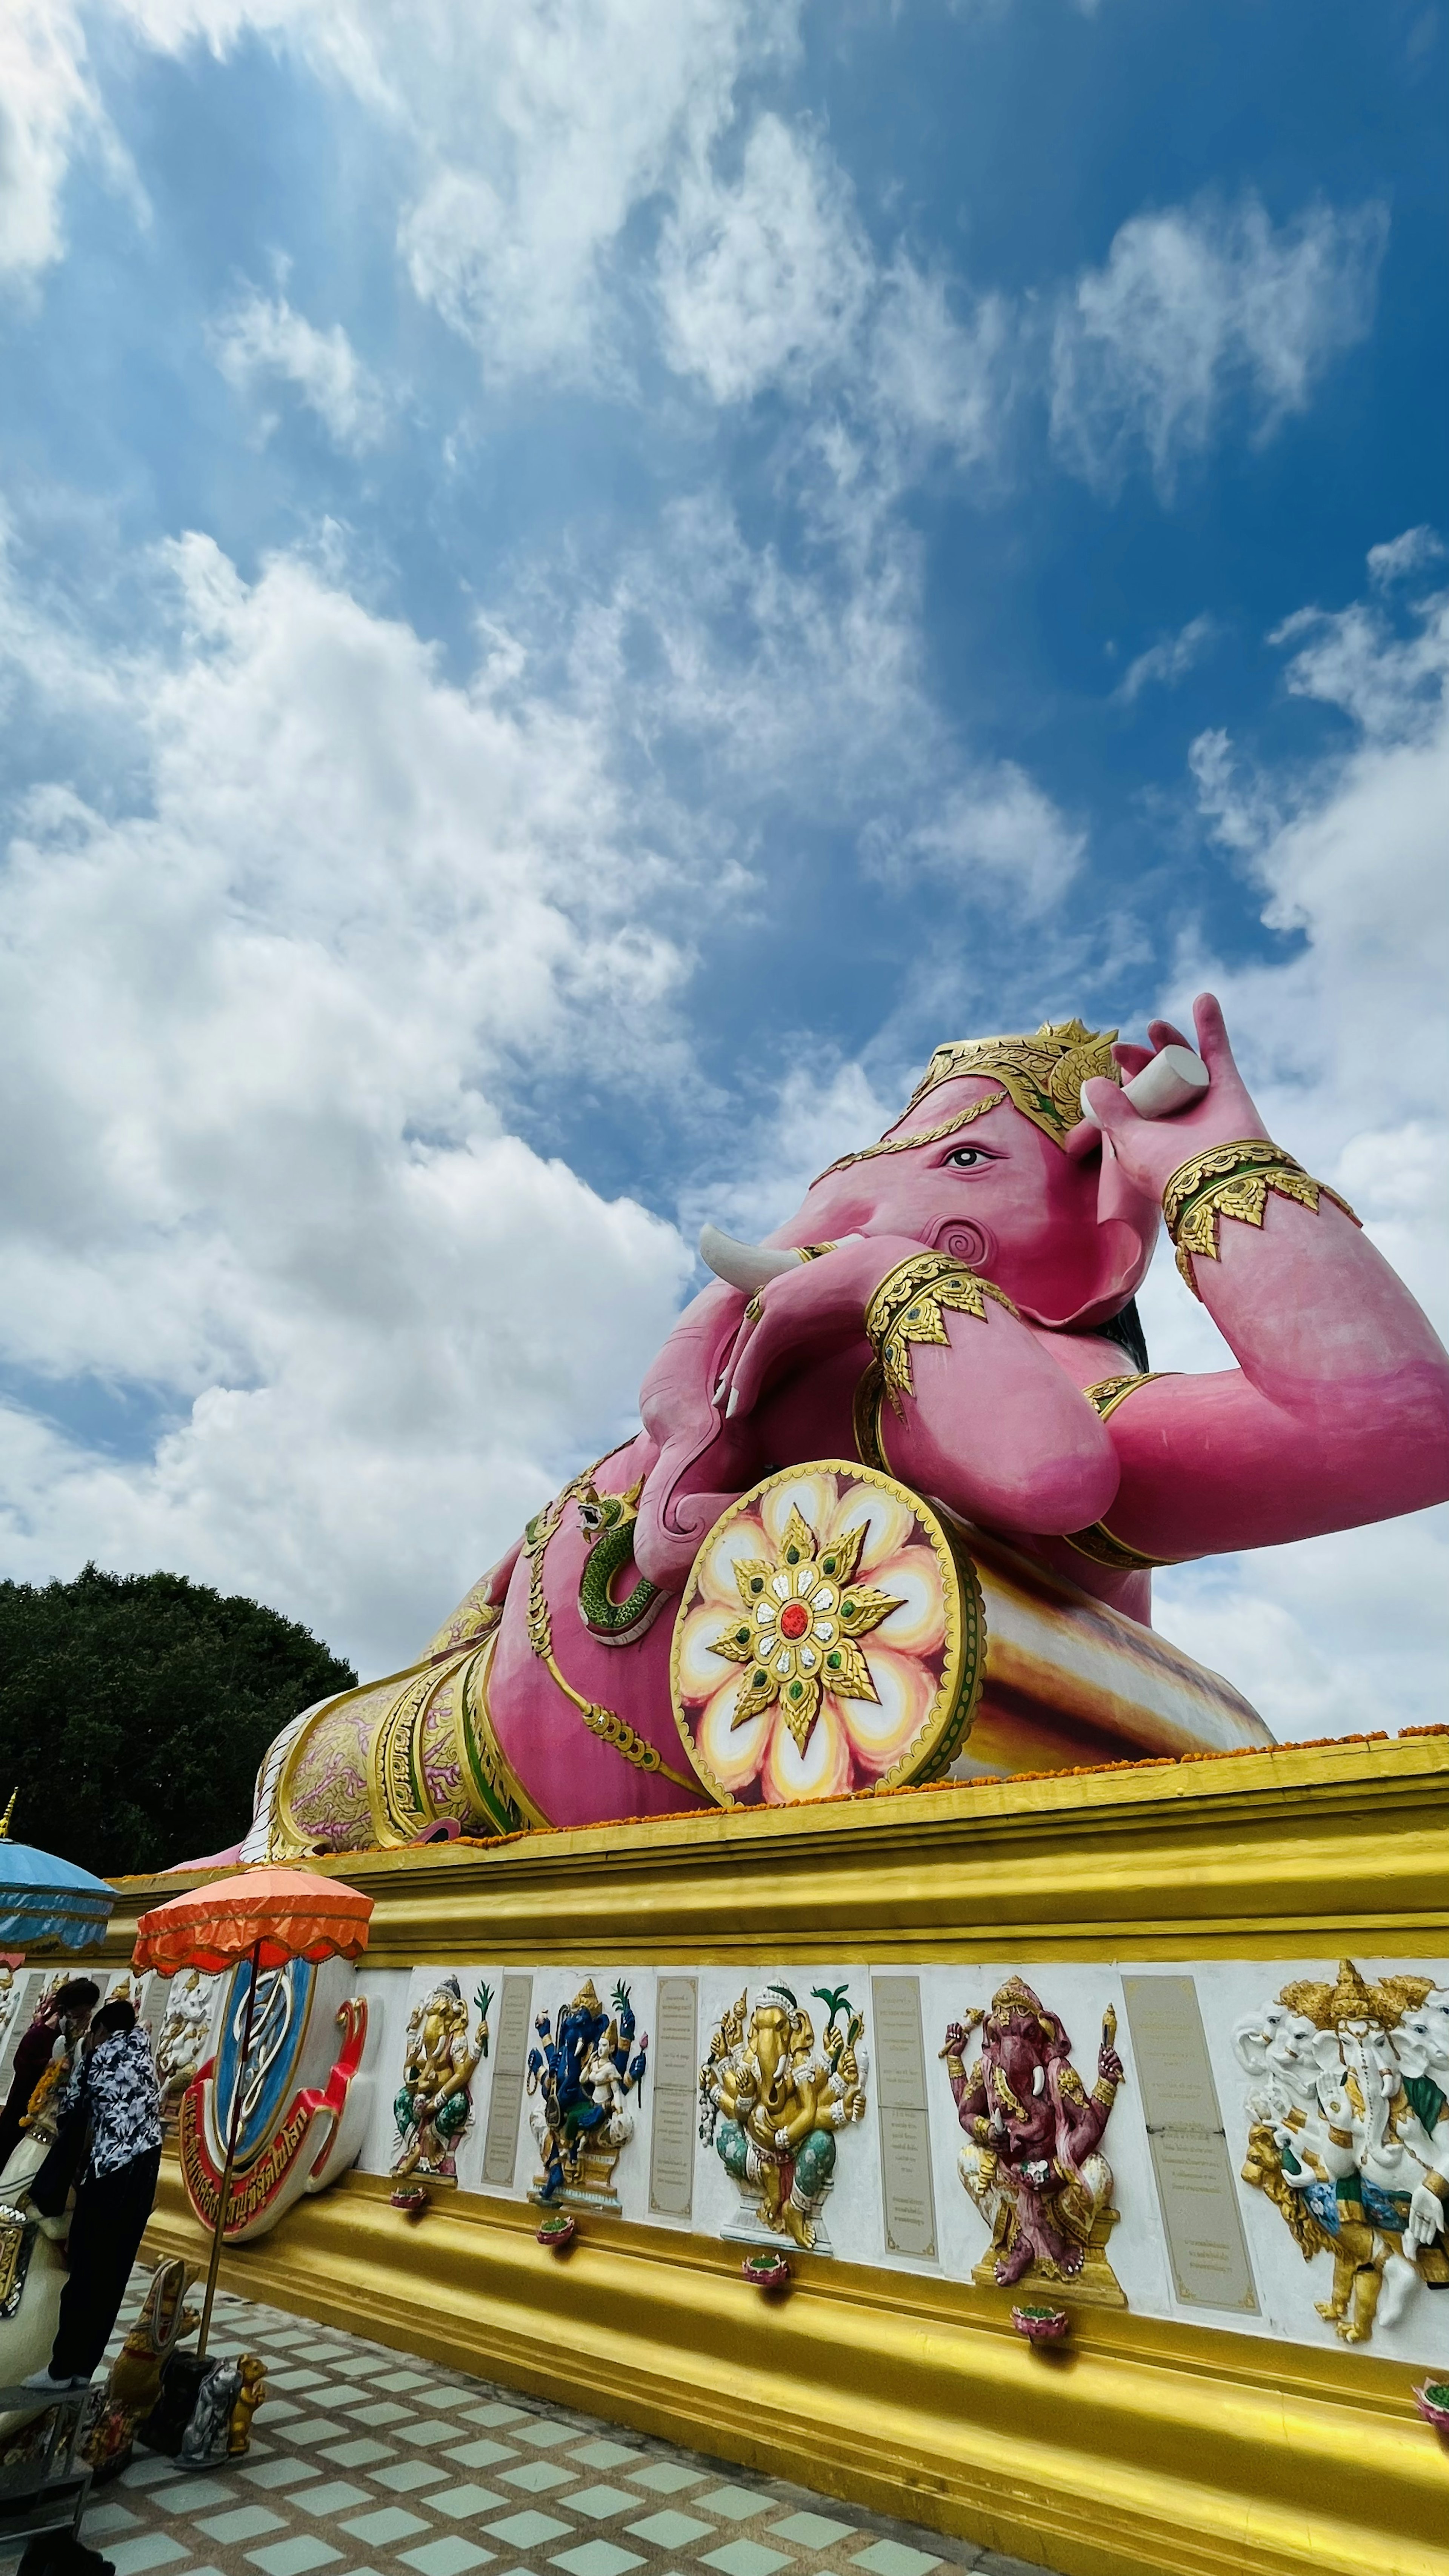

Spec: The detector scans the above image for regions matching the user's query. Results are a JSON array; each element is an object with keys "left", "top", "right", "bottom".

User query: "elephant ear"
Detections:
[{"left": 1010, "top": 1149, "right": 1160, "bottom": 1333}]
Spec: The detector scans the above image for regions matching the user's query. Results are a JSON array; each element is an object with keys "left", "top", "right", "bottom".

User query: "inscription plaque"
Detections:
[
  {"left": 481, "top": 1972, "right": 534, "bottom": 2189},
  {"left": 1121, "top": 1973, "right": 1258, "bottom": 2312},
  {"left": 140, "top": 1974, "right": 170, "bottom": 2047},
  {"left": 649, "top": 1975, "right": 698, "bottom": 2218},
  {"left": 871, "top": 1974, "right": 938, "bottom": 2261}
]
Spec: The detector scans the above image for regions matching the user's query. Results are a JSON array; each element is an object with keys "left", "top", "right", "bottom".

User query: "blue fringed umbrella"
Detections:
[{"left": 0, "top": 1794, "right": 114, "bottom": 1951}]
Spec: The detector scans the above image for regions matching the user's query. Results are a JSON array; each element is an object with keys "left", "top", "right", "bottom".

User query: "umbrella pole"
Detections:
[{"left": 197, "top": 1937, "right": 262, "bottom": 2361}]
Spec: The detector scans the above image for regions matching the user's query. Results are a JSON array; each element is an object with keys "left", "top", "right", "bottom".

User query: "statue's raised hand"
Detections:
[
  {"left": 1080, "top": 993, "right": 1269, "bottom": 1203},
  {"left": 716, "top": 1232, "right": 926, "bottom": 1422}
]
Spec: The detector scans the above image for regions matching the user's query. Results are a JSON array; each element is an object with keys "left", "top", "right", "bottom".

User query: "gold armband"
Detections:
[
  {"left": 1162, "top": 1139, "right": 1360, "bottom": 1298},
  {"left": 1063, "top": 1372, "right": 1179, "bottom": 1571},
  {"left": 863, "top": 1251, "right": 1018, "bottom": 1416}
]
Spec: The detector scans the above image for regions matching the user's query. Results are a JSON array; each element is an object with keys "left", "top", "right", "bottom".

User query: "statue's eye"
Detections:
[{"left": 944, "top": 1146, "right": 989, "bottom": 1169}]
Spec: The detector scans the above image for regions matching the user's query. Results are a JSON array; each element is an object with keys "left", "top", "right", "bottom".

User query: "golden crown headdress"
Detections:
[
  {"left": 902, "top": 1019, "right": 1121, "bottom": 1149},
  {"left": 814, "top": 1017, "right": 1121, "bottom": 1182},
  {"left": 989, "top": 1974, "right": 1056, "bottom": 2037},
  {"left": 1278, "top": 1958, "right": 1435, "bottom": 2032}
]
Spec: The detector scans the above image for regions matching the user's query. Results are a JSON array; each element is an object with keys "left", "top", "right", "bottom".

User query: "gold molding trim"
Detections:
[
  {"left": 89, "top": 1732, "right": 1449, "bottom": 1969},
  {"left": 142, "top": 2161, "right": 1449, "bottom": 2576}
]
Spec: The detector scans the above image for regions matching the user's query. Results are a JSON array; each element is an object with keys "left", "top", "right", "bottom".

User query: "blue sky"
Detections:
[{"left": 0, "top": 0, "right": 1444, "bottom": 1738}]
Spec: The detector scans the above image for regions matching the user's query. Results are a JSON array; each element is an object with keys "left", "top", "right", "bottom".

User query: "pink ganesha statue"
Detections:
[
  {"left": 236, "top": 996, "right": 1449, "bottom": 1856},
  {"left": 944, "top": 1980, "right": 1127, "bottom": 2297}
]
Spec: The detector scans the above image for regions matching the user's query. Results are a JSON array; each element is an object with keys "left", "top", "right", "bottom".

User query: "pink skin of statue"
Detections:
[{"left": 475, "top": 995, "right": 1449, "bottom": 1827}]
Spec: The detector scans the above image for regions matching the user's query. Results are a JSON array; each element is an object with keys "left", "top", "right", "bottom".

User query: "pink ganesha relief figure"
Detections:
[
  {"left": 944, "top": 1981, "right": 1125, "bottom": 2295},
  {"left": 238, "top": 995, "right": 1449, "bottom": 1854}
]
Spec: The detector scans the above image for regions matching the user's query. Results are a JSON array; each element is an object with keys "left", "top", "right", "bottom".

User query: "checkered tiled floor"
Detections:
[{"left": 56, "top": 2275, "right": 1064, "bottom": 2576}]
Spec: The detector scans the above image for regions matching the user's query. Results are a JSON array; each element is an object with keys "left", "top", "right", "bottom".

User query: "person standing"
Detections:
[
  {"left": 25, "top": 1997, "right": 164, "bottom": 2390},
  {"left": 0, "top": 1979, "right": 100, "bottom": 2180}
]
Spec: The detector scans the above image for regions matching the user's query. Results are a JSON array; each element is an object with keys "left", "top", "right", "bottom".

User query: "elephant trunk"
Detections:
[{"left": 634, "top": 1278, "right": 751, "bottom": 1590}]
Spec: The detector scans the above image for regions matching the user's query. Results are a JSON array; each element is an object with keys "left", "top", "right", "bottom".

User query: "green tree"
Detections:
[{"left": 0, "top": 1566, "right": 356, "bottom": 1879}]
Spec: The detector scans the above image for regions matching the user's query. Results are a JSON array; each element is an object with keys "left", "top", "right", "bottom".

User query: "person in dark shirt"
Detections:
[
  {"left": 0, "top": 1978, "right": 99, "bottom": 2180},
  {"left": 26, "top": 1997, "right": 165, "bottom": 2390}
]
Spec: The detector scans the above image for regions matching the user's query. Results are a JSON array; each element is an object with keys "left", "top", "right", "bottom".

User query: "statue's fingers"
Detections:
[
  {"left": 716, "top": 1306, "right": 761, "bottom": 1415},
  {"left": 1111, "top": 1043, "right": 1154, "bottom": 1078},
  {"left": 1080, "top": 1074, "right": 1138, "bottom": 1136},
  {"left": 1146, "top": 1016, "right": 1193, "bottom": 1053},
  {"left": 1191, "top": 991, "right": 1244, "bottom": 1083}
]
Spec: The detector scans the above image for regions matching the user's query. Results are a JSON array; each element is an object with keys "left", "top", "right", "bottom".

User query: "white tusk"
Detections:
[
  {"left": 1079, "top": 1043, "right": 1209, "bottom": 1126},
  {"left": 698, "top": 1224, "right": 800, "bottom": 1295}
]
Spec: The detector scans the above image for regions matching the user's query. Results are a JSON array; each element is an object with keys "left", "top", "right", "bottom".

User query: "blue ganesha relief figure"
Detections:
[{"left": 526, "top": 1978, "right": 648, "bottom": 2213}]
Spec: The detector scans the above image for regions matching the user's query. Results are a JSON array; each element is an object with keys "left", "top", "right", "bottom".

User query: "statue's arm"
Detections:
[
  {"left": 721, "top": 1232, "right": 1120, "bottom": 1537},
  {"left": 874, "top": 1290, "right": 1120, "bottom": 1535},
  {"left": 1083, "top": 998, "right": 1449, "bottom": 1560}
]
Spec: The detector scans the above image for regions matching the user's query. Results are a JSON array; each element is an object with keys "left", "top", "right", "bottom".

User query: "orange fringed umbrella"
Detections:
[
  {"left": 134, "top": 1866, "right": 373, "bottom": 2353},
  {"left": 133, "top": 1866, "right": 373, "bottom": 1978}
]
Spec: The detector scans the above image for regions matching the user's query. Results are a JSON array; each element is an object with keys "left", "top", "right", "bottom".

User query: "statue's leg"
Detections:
[
  {"left": 1343, "top": 2249, "right": 1387, "bottom": 2345},
  {"left": 783, "top": 2129, "right": 836, "bottom": 2249},
  {"left": 716, "top": 2121, "right": 751, "bottom": 2186}
]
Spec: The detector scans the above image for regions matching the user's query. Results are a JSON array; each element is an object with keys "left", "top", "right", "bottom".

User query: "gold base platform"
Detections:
[
  {"left": 143, "top": 2159, "right": 1448, "bottom": 2576},
  {"left": 98, "top": 1732, "right": 1449, "bottom": 2576}
]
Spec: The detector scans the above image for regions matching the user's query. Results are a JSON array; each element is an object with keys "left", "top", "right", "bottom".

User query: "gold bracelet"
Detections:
[
  {"left": 1063, "top": 1372, "right": 1179, "bottom": 1570},
  {"left": 863, "top": 1251, "right": 1018, "bottom": 1415},
  {"left": 1162, "top": 1140, "right": 1359, "bottom": 1297}
]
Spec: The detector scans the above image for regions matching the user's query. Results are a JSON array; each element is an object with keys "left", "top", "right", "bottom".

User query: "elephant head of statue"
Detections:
[{"left": 632, "top": 1019, "right": 1162, "bottom": 1587}]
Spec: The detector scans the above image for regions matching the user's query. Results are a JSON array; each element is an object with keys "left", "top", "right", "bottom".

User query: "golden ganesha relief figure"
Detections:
[{"left": 699, "top": 1982, "right": 868, "bottom": 2252}]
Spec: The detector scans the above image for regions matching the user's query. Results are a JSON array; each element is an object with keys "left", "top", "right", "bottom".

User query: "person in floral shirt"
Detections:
[{"left": 26, "top": 1996, "right": 163, "bottom": 2389}]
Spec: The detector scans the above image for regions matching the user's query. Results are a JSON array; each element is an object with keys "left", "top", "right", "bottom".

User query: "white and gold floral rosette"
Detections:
[{"left": 671, "top": 1461, "right": 984, "bottom": 1806}]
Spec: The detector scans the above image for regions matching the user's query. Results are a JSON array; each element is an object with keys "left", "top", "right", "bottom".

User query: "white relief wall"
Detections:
[{"left": 336, "top": 1950, "right": 1449, "bottom": 2370}]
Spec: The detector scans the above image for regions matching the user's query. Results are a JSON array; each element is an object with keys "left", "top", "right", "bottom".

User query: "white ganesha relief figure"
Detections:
[{"left": 1234, "top": 1959, "right": 1449, "bottom": 2345}]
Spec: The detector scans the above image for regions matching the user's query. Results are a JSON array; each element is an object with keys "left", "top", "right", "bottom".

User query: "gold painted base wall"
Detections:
[
  {"left": 144, "top": 2159, "right": 1449, "bottom": 2576},
  {"left": 94, "top": 1733, "right": 1449, "bottom": 2576}
]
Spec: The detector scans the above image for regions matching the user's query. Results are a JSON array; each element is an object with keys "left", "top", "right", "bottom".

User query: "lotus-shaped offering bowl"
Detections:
[
  {"left": 1011, "top": 2304, "right": 1071, "bottom": 2343},
  {"left": 389, "top": 2185, "right": 430, "bottom": 2221},
  {"left": 1414, "top": 2382, "right": 1449, "bottom": 2432},
  {"left": 536, "top": 2210, "right": 578, "bottom": 2252},
  {"left": 741, "top": 2250, "right": 791, "bottom": 2291}
]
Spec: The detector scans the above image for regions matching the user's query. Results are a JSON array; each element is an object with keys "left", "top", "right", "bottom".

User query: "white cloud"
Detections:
[
  {"left": 80, "top": 0, "right": 791, "bottom": 381},
  {"left": 0, "top": 521, "right": 697, "bottom": 1670},
  {"left": 887, "top": 766, "right": 1085, "bottom": 909},
  {"left": 680, "top": 1057, "right": 895, "bottom": 1253},
  {"left": 1051, "top": 191, "right": 1387, "bottom": 497},
  {"left": 0, "top": 474, "right": 1084, "bottom": 1670},
  {"left": 1270, "top": 584, "right": 1449, "bottom": 742},
  {"left": 557, "top": 493, "right": 1083, "bottom": 897},
  {"left": 209, "top": 287, "right": 387, "bottom": 450},
  {"left": 658, "top": 113, "right": 871, "bottom": 403},
  {"left": 1154, "top": 1515, "right": 1449, "bottom": 1742},
  {"left": 1367, "top": 524, "right": 1444, "bottom": 589},
  {"left": 13, "top": 0, "right": 1378, "bottom": 536},
  {"left": 868, "top": 258, "right": 1015, "bottom": 471},
  {"left": 1186, "top": 725, "right": 1276, "bottom": 852},
  {"left": 0, "top": 0, "right": 138, "bottom": 280},
  {"left": 392, "top": 0, "right": 791, "bottom": 380},
  {"left": 1142, "top": 560, "right": 1449, "bottom": 1738},
  {"left": 1116, "top": 610, "right": 1220, "bottom": 704}
]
